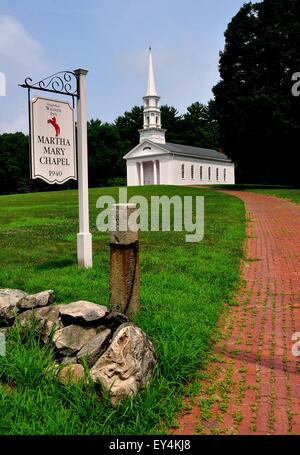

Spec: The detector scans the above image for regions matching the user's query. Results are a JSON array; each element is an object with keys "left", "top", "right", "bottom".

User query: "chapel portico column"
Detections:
[
  {"left": 140, "top": 162, "right": 144, "bottom": 186},
  {"left": 153, "top": 160, "right": 157, "bottom": 185}
]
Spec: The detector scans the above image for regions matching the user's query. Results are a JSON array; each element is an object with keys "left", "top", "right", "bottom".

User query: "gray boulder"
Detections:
[
  {"left": 41, "top": 319, "right": 62, "bottom": 344},
  {"left": 53, "top": 324, "right": 97, "bottom": 355},
  {"left": 18, "top": 304, "right": 62, "bottom": 326},
  {"left": 17, "top": 290, "right": 55, "bottom": 310},
  {"left": 0, "top": 289, "right": 26, "bottom": 321},
  {"left": 59, "top": 301, "right": 108, "bottom": 325},
  {"left": 77, "top": 328, "right": 111, "bottom": 367},
  {"left": 90, "top": 323, "right": 157, "bottom": 403},
  {"left": 18, "top": 304, "right": 63, "bottom": 343}
]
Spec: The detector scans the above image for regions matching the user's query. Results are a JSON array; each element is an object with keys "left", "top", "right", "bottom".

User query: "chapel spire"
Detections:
[
  {"left": 139, "top": 47, "right": 166, "bottom": 144},
  {"left": 147, "top": 46, "right": 157, "bottom": 96}
]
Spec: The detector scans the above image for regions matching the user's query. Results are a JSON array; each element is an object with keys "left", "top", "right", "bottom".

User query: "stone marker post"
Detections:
[{"left": 109, "top": 204, "right": 140, "bottom": 316}]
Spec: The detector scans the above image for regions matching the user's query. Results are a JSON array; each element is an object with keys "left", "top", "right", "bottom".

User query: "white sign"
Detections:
[{"left": 30, "top": 96, "right": 77, "bottom": 184}]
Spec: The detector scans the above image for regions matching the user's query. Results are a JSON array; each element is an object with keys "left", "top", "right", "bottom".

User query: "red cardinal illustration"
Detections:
[{"left": 47, "top": 117, "right": 61, "bottom": 137}]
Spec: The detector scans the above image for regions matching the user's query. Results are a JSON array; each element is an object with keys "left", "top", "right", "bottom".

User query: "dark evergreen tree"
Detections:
[
  {"left": 212, "top": 0, "right": 300, "bottom": 184},
  {"left": 87, "top": 119, "right": 126, "bottom": 187},
  {"left": 0, "top": 133, "right": 30, "bottom": 194},
  {"left": 160, "top": 105, "right": 185, "bottom": 144},
  {"left": 0, "top": 103, "right": 221, "bottom": 194},
  {"left": 182, "top": 101, "right": 220, "bottom": 149},
  {"left": 114, "top": 106, "right": 143, "bottom": 151}
]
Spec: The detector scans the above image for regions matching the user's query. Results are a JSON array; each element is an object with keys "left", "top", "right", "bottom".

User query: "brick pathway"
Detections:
[{"left": 172, "top": 192, "right": 300, "bottom": 435}]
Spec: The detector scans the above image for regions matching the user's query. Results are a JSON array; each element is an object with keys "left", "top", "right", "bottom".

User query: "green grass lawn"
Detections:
[
  {"left": 214, "top": 184, "right": 300, "bottom": 206},
  {"left": 251, "top": 188, "right": 300, "bottom": 205},
  {"left": 0, "top": 185, "right": 245, "bottom": 434}
]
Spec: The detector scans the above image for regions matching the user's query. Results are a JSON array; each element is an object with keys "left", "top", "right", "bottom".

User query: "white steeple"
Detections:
[
  {"left": 139, "top": 47, "right": 166, "bottom": 144},
  {"left": 147, "top": 46, "right": 157, "bottom": 96}
]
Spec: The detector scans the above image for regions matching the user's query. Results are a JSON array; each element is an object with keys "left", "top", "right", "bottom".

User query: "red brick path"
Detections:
[{"left": 172, "top": 192, "right": 300, "bottom": 435}]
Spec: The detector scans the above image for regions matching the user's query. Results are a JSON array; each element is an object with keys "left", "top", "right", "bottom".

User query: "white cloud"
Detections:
[
  {"left": 0, "top": 15, "right": 48, "bottom": 72},
  {"left": 0, "top": 16, "right": 53, "bottom": 133}
]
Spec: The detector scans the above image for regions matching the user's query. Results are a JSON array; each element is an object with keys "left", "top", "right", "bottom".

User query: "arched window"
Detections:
[
  {"left": 224, "top": 168, "right": 226, "bottom": 182},
  {"left": 156, "top": 116, "right": 158, "bottom": 125},
  {"left": 191, "top": 165, "right": 194, "bottom": 179},
  {"left": 216, "top": 168, "right": 219, "bottom": 181},
  {"left": 208, "top": 167, "right": 211, "bottom": 181},
  {"left": 181, "top": 164, "right": 185, "bottom": 179},
  {"left": 147, "top": 116, "right": 150, "bottom": 125},
  {"left": 200, "top": 166, "right": 203, "bottom": 180}
]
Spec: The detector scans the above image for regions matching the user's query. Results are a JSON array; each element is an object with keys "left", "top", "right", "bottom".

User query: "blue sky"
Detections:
[{"left": 0, "top": 0, "right": 249, "bottom": 133}]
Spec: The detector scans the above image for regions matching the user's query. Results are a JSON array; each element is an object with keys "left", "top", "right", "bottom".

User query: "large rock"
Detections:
[
  {"left": 17, "top": 290, "right": 55, "bottom": 310},
  {"left": 77, "top": 328, "right": 111, "bottom": 367},
  {"left": 53, "top": 325, "right": 97, "bottom": 355},
  {"left": 59, "top": 301, "right": 108, "bottom": 325},
  {"left": 90, "top": 323, "right": 157, "bottom": 403},
  {"left": 18, "top": 304, "right": 62, "bottom": 326},
  {"left": 59, "top": 364, "right": 85, "bottom": 384},
  {"left": 0, "top": 289, "right": 26, "bottom": 322},
  {"left": 18, "top": 304, "right": 63, "bottom": 343}
]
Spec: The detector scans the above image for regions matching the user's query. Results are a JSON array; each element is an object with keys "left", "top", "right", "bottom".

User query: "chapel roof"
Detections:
[{"left": 159, "top": 142, "right": 232, "bottom": 163}]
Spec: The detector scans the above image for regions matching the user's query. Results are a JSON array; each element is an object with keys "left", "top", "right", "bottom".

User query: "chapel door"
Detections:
[{"left": 143, "top": 162, "right": 154, "bottom": 185}]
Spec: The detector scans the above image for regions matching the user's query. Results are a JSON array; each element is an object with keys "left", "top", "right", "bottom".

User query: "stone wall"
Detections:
[{"left": 0, "top": 288, "right": 157, "bottom": 404}]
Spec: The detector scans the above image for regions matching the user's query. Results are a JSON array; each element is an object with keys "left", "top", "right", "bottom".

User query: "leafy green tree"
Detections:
[
  {"left": 114, "top": 106, "right": 143, "bottom": 150},
  {"left": 0, "top": 133, "right": 30, "bottom": 194},
  {"left": 87, "top": 119, "right": 126, "bottom": 187},
  {"left": 0, "top": 101, "right": 222, "bottom": 195},
  {"left": 212, "top": 0, "right": 300, "bottom": 184},
  {"left": 159, "top": 105, "right": 183, "bottom": 143},
  {"left": 182, "top": 101, "right": 220, "bottom": 149}
]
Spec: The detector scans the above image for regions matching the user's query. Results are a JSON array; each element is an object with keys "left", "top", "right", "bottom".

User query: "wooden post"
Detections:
[{"left": 109, "top": 204, "right": 140, "bottom": 317}]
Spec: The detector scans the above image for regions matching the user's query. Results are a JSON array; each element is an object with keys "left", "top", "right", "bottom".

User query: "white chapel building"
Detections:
[{"left": 123, "top": 49, "right": 235, "bottom": 186}]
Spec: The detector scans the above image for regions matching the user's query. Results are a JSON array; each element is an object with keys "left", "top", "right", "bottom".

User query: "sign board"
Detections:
[{"left": 30, "top": 97, "right": 77, "bottom": 184}]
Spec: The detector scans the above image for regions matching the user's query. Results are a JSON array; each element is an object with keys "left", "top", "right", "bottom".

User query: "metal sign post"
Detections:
[{"left": 19, "top": 69, "right": 93, "bottom": 268}]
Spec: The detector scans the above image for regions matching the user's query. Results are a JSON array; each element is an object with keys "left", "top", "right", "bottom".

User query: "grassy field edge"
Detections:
[{"left": 0, "top": 186, "right": 246, "bottom": 434}]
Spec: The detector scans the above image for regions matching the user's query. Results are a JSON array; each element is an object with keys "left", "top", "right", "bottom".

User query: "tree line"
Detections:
[
  {"left": 0, "top": 103, "right": 218, "bottom": 195},
  {"left": 212, "top": 0, "right": 300, "bottom": 184}
]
